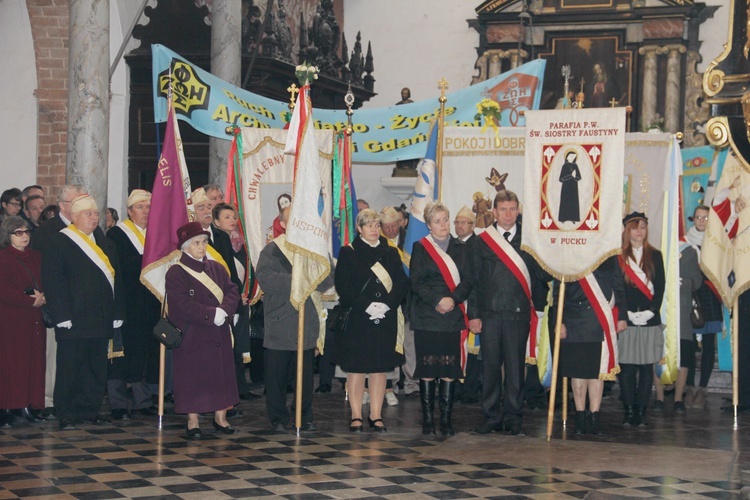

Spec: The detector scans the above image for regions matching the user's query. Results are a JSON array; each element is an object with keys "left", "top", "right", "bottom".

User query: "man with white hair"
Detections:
[
  {"left": 31, "top": 184, "right": 88, "bottom": 419},
  {"left": 42, "top": 194, "right": 124, "bottom": 430},
  {"left": 106, "top": 189, "right": 161, "bottom": 420}
]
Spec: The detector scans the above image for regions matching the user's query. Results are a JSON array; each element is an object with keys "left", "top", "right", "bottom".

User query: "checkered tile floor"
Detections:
[{"left": 0, "top": 384, "right": 747, "bottom": 499}]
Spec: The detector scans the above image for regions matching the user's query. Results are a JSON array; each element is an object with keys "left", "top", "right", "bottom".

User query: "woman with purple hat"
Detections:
[
  {"left": 617, "top": 212, "right": 665, "bottom": 427},
  {"left": 165, "top": 222, "right": 241, "bottom": 438}
]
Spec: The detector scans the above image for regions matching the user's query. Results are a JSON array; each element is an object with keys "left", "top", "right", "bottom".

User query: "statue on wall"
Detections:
[
  {"left": 394, "top": 88, "right": 418, "bottom": 176},
  {"left": 309, "top": 0, "right": 341, "bottom": 76}
]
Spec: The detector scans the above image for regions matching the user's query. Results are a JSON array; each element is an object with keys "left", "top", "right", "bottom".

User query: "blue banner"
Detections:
[{"left": 152, "top": 44, "right": 546, "bottom": 163}]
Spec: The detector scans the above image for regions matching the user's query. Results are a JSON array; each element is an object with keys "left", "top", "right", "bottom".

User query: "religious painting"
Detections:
[{"left": 537, "top": 36, "right": 633, "bottom": 113}]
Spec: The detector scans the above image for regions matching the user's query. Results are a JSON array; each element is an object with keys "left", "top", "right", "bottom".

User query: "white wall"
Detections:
[{"left": 0, "top": 0, "right": 38, "bottom": 192}]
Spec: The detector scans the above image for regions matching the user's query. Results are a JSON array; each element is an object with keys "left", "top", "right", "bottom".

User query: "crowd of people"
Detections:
[{"left": 0, "top": 182, "right": 738, "bottom": 438}]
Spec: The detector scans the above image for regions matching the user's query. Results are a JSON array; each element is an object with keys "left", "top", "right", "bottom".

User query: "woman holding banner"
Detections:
[
  {"left": 409, "top": 202, "right": 473, "bottom": 436},
  {"left": 617, "top": 212, "right": 665, "bottom": 427},
  {"left": 554, "top": 256, "right": 627, "bottom": 435}
]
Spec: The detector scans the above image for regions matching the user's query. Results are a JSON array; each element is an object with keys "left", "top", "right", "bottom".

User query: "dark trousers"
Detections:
[
  {"left": 738, "top": 291, "right": 750, "bottom": 406},
  {"left": 264, "top": 348, "right": 314, "bottom": 426},
  {"left": 248, "top": 339, "right": 265, "bottom": 383},
  {"left": 54, "top": 337, "right": 109, "bottom": 421},
  {"left": 462, "top": 353, "right": 482, "bottom": 399},
  {"left": 619, "top": 363, "right": 653, "bottom": 408},
  {"left": 686, "top": 334, "right": 716, "bottom": 388},
  {"left": 317, "top": 328, "right": 336, "bottom": 387},
  {"left": 234, "top": 352, "right": 249, "bottom": 397},
  {"left": 524, "top": 363, "right": 546, "bottom": 407},
  {"left": 480, "top": 316, "right": 529, "bottom": 426}
]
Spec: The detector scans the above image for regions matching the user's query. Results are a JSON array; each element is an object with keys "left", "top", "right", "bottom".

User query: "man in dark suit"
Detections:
[
  {"left": 106, "top": 189, "right": 161, "bottom": 420},
  {"left": 31, "top": 184, "right": 87, "bottom": 417},
  {"left": 42, "top": 194, "right": 125, "bottom": 430},
  {"left": 469, "top": 191, "right": 549, "bottom": 435}
]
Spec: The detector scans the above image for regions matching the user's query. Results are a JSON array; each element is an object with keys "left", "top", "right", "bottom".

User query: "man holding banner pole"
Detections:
[{"left": 469, "top": 190, "right": 549, "bottom": 436}]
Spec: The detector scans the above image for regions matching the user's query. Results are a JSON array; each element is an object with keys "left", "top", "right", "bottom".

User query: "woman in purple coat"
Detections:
[{"left": 166, "top": 222, "right": 241, "bottom": 438}]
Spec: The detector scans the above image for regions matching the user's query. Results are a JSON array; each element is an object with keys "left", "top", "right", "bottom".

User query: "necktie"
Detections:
[{"left": 503, "top": 231, "right": 511, "bottom": 242}]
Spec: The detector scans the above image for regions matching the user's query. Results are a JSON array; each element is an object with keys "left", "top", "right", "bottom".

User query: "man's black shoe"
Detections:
[
  {"left": 111, "top": 409, "right": 131, "bottom": 421},
  {"left": 239, "top": 392, "right": 262, "bottom": 400},
  {"left": 41, "top": 407, "right": 56, "bottom": 420},
  {"left": 59, "top": 418, "right": 77, "bottom": 430},
  {"left": 473, "top": 422, "right": 503, "bottom": 434},
  {"left": 271, "top": 422, "right": 287, "bottom": 432},
  {"left": 503, "top": 422, "right": 525, "bottom": 436},
  {"left": 227, "top": 408, "right": 243, "bottom": 418},
  {"left": 721, "top": 404, "right": 750, "bottom": 413},
  {"left": 81, "top": 415, "right": 110, "bottom": 425},
  {"left": 300, "top": 422, "right": 317, "bottom": 431},
  {"left": 315, "top": 384, "right": 331, "bottom": 393},
  {"left": 132, "top": 406, "right": 158, "bottom": 416},
  {"left": 459, "top": 396, "right": 479, "bottom": 404}
]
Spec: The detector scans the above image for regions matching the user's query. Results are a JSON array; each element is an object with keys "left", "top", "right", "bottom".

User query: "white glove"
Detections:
[
  {"left": 214, "top": 308, "right": 228, "bottom": 326},
  {"left": 57, "top": 320, "right": 72, "bottom": 329},
  {"left": 628, "top": 310, "right": 654, "bottom": 326},
  {"left": 640, "top": 310, "right": 655, "bottom": 323},
  {"left": 366, "top": 302, "right": 389, "bottom": 320},
  {"left": 233, "top": 314, "right": 240, "bottom": 326},
  {"left": 113, "top": 320, "right": 123, "bottom": 328}
]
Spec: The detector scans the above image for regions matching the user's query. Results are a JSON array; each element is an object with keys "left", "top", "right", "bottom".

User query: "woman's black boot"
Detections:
[
  {"left": 419, "top": 380, "right": 436, "bottom": 435},
  {"left": 588, "top": 411, "right": 602, "bottom": 435},
  {"left": 573, "top": 411, "right": 586, "bottom": 435},
  {"left": 439, "top": 380, "right": 455, "bottom": 436}
]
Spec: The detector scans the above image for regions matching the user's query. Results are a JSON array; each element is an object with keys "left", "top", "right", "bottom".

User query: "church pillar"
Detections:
[
  {"left": 638, "top": 45, "right": 659, "bottom": 132},
  {"left": 66, "top": 0, "right": 109, "bottom": 214},
  {"left": 664, "top": 44, "right": 686, "bottom": 133},
  {"left": 488, "top": 52, "right": 502, "bottom": 79},
  {"left": 208, "top": 1, "right": 242, "bottom": 187}
]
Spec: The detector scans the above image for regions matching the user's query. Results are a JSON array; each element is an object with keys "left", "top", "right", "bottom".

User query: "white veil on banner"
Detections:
[{"left": 522, "top": 108, "right": 626, "bottom": 279}]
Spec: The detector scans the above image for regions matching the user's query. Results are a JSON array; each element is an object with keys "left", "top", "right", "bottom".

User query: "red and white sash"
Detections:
[
  {"left": 618, "top": 255, "right": 654, "bottom": 301},
  {"left": 578, "top": 274, "right": 620, "bottom": 380},
  {"left": 420, "top": 235, "right": 470, "bottom": 373},
  {"left": 479, "top": 226, "right": 541, "bottom": 364}
]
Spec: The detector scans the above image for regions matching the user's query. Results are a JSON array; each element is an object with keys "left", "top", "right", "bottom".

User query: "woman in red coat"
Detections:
[{"left": 0, "top": 216, "right": 46, "bottom": 427}]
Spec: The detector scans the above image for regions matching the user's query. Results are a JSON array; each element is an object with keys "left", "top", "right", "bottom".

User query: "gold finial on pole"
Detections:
[
  {"left": 287, "top": 83, "right": 299, "bottom": 110},
  {"left": 576, "top": 78, "right": 585, "bottom": 109},
  {"left": 438, "top": 78, "right": 449, "bottom": 103}
]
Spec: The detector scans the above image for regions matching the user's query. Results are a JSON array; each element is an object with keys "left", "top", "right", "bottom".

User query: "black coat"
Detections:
[
  {"left": 469, "top": 223, "right": 549, "bottom": 320},
  {"left": 42, "top": 228, "right": 125, "bottom": 340},
  {"left": 409, "top": 236, "right": 472, "bottom": 332},
  {"left": 31, "top": 215, "right": 66, "bottom": 252},
  {"left": 553, "top": 256, "right": 627, "bottom": 343},
  {"left": 106, "top": 225, "right": 161, "bottom": 382},
  {"left": 620, "top": 249, "right": 665, "bottom": 327}
]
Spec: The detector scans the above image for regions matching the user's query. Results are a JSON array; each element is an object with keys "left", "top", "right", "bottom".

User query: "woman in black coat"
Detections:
[
  {"left": 409, "top": 202, "right": 472, "bottom": 436},
  {"left": 334, "top": 209, "right": 408, "bottom": 433}
]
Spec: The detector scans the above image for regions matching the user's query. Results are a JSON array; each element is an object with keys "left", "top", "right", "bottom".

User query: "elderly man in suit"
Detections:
[
  {"left": 106, "top": 189, "right": 161, "bottom": 420},
  {"left": 42, "top": 194, "right": 125, "bottom": 430}
]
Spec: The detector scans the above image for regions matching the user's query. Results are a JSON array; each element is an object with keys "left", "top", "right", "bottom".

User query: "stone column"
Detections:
[
  {"left": 488, "top": 52, "right": 502, "bottom": 79},
  {"left": 638, "top": 46, "right": 659, "bottom": 132},
  {"left": 664, "top": 44, "right": 686, "bottom": 133},
  {"left": 208, "top": 1, "right": 242, "bottom": 188},
  {"left": 66, "top": 0, "right": 109, "bottom": 215}
]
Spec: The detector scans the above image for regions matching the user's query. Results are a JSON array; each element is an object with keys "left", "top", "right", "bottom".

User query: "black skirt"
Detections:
[
  {"left": 413, "top": 329, "right": 463, "bottom": 380},
  {"left": 559, "top": 340, "right": 601, "bottom": 379}
]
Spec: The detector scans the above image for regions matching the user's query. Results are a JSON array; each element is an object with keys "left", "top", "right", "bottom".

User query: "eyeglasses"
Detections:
[
  {"left": 7, "top": 202, "right": 21, "bottom": 207},
  {"left": 694, "top": 216, "right": 708, "bottom": 221},
  {"left": 12, "top": 229, "right": 31, "bottom": 237},
  {"left": 453, "top": 220, "right": 473, "bottom": 226}
]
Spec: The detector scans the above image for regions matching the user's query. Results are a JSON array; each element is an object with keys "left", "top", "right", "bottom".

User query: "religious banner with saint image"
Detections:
[{"left": 522, "top": 108, "right": 626, "bottom": 279}]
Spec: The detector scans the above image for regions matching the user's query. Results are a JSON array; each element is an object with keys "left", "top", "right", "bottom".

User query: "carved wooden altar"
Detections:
[{"left": 471, "top": 0, "right": 718, "bottom": 146}]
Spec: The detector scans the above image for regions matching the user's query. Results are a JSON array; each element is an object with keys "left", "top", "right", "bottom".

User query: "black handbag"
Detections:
[
  {"left": 248, "top": 300, "right": 264, "bottom": 341},
  {"left": 329, "top": 305, "right": 352, "bottom": 333},
  {"left": 16, "top": 257, "right": 55, "bottom": 328},
  {"left": 690, "top": 292, "right": 705, "bottom": 329},
  {"left": 152, "top": 291, "right": 183, "bottom": 348}
]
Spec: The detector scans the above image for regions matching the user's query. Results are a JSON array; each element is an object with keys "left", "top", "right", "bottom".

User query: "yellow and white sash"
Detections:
[
  {"left": 273, "top": 234, "right": 328, "bottom": 352},
  {"left": 61, "top": 225, "right": 115, "bottom": 292},
  {"left": 205, "top": 228, "right": 231, "bottom": 276},
  {"left": 370, "top": 261, "right": 405, "bottom": 355},
  {"left": 385, "top": 236, "right": 409, "bottom": 268},
  {"left": 175, "top": 262, "right": 224, "bottom": 304},
  {"left": 118, "top": 220, "right": 145, "bottom": 255}
]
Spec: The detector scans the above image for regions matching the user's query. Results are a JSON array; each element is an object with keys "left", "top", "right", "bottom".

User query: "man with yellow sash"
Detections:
[
  {"left": 469, "top": 191, "right": 549, "bottom": 436},
  {"left": 42, "top": 194, "right": 124, "bottom": 431},
  {"left": 106, "top": 190, "right": 161, "bottom": 420}
]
